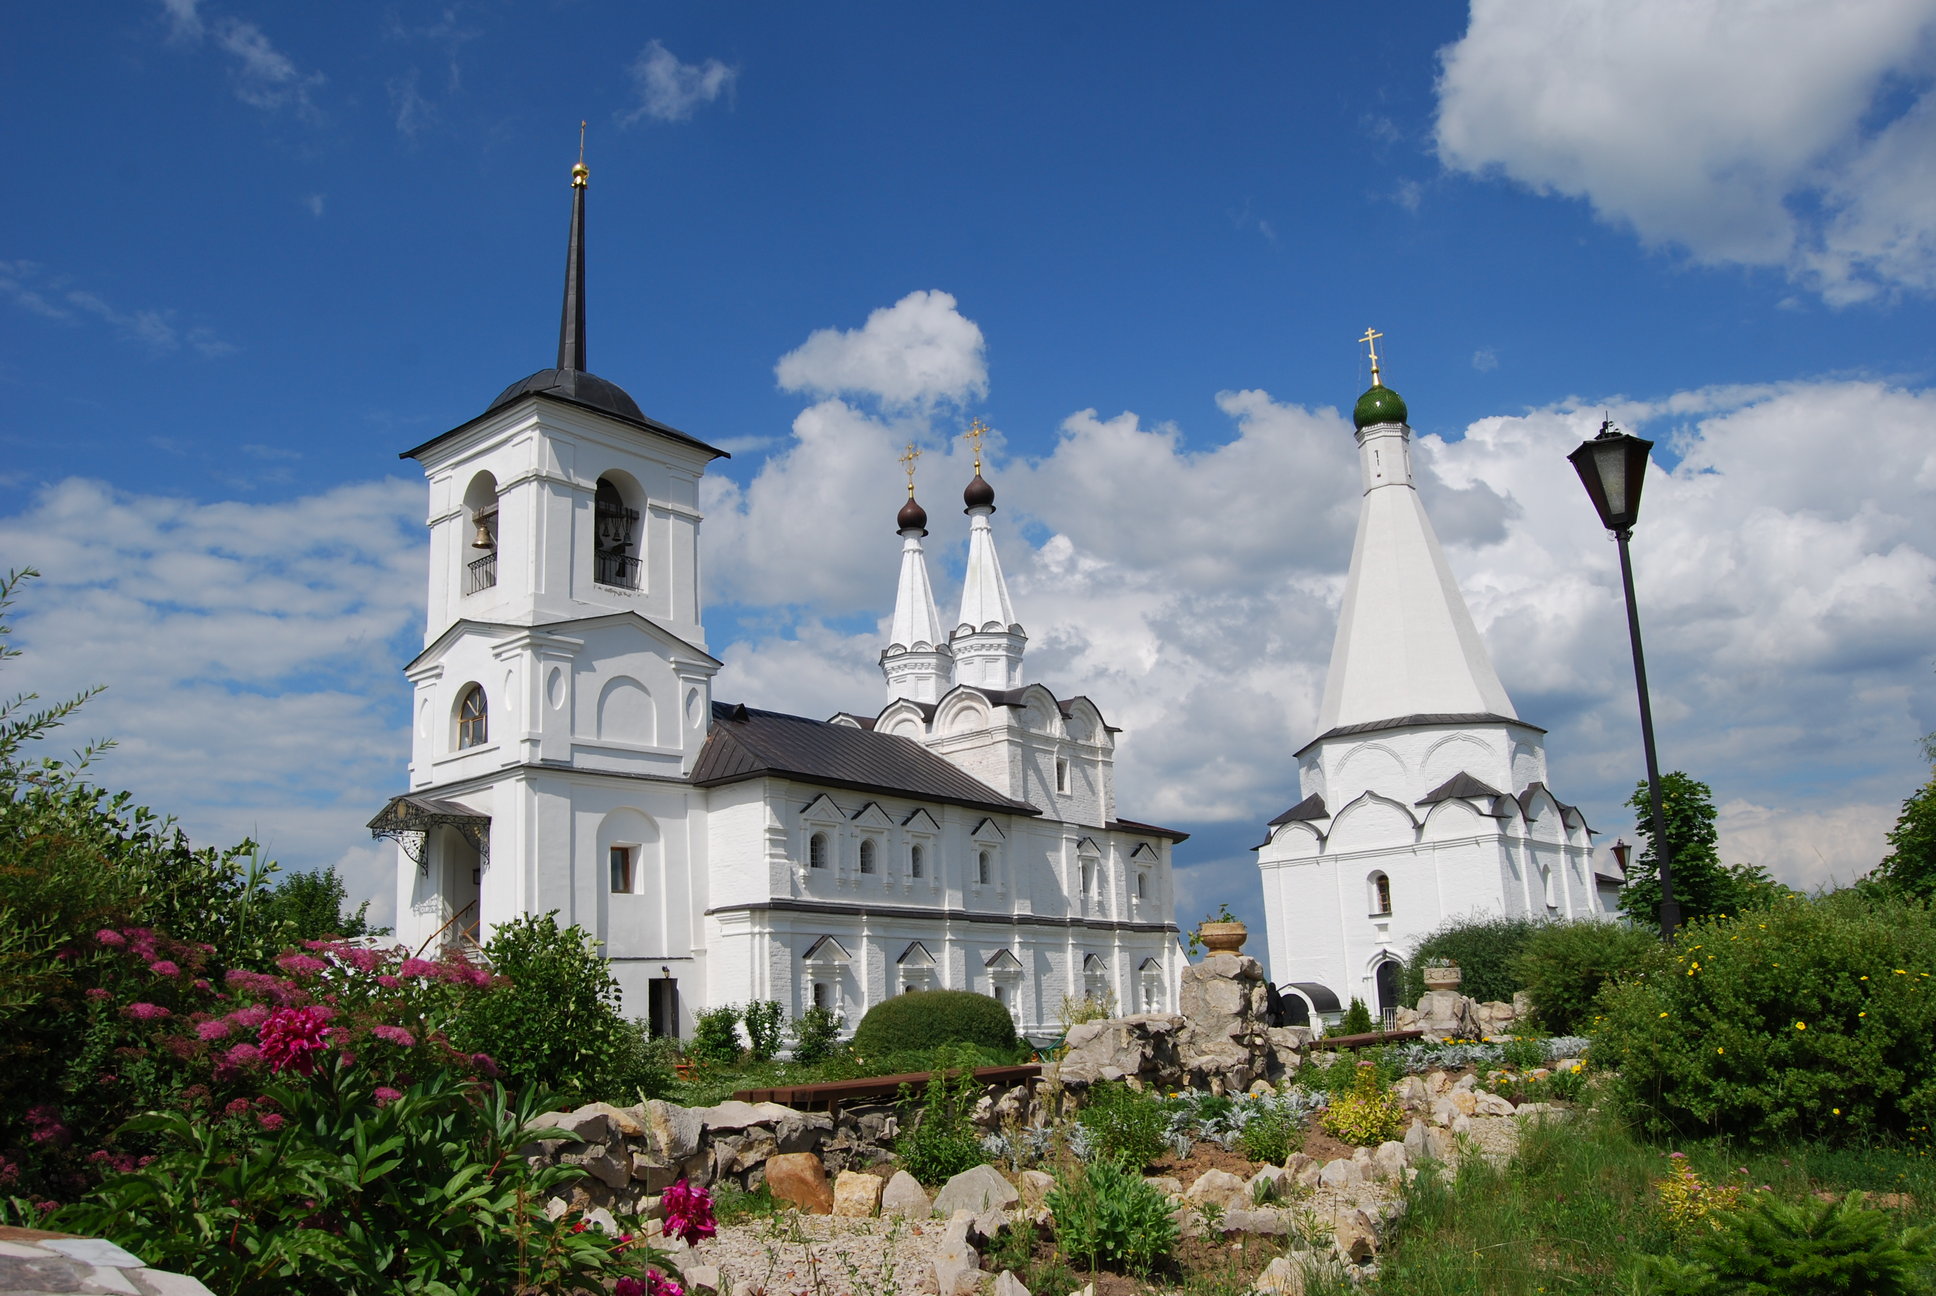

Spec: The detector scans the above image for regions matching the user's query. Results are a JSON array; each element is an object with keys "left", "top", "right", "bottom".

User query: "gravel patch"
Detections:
[{"left": 686, "top": 1211, "right": 946, "bottom": 1296}]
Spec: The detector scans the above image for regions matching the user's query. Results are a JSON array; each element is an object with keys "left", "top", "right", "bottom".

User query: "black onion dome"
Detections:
[
  {"left": 963, "top": 473, "right": 996, "bottom": 511},
  {"left": 897, "top": 495, "right": 929, "bottom": 533},
  {"left": 488, "top": 368, "right": 646, "bottom": 424}
]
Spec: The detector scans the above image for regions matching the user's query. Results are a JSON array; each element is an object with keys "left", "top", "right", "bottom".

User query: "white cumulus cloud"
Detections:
[
  {"left": 775, "top": 290, "right": 989, "bottom": 410},
  {"left": 1435, "top": 0, "right": 1936, "bottom": 302},
  {"left": 623, "top": 39, "right": 737, "bottom": 124}
]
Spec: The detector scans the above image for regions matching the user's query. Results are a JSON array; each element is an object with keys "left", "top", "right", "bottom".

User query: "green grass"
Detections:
[{"left": 1297, "top": 1111, "right": 1936, "bottom": 1296}]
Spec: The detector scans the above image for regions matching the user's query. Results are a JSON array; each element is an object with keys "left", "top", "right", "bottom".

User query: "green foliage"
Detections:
[
  {"left": 1320, "top": 1065, "right": 1406, "bottom": 1146},
  {"left": 1647, "top": 1191, "right": 1936, "bottom": 1296},
  {"left": 1077, "top": 1081, "right": 1168, "bottom": 1170},
  {"left": 1045, "top": 1155, "right": 1178, "bottom": 1276},
  {"left": 742, "top": 999, "right": 784, "bottom": 1062},
  {"left": 1595, "top": 891, "right": 1936, "bottom": 1144},
  {"left": 787, "top": 1003, "right": 841, "bottom": 1064},
  {"left": 687, "top": 1004, "right": 743, "bottom": 1069},
  {"left": 1184, "top": 902, "right": 1240, "bottom": 956},
  {"left": 1872, "top": 772, "right": 1936, "bottom": 902},
  {"left": 850, "top": 988, "right": 1018, "bottom": 1060},
  {"left": 1621, "top": 771, "right": 1782, "bottom": 929},
  {"left": 52, "top": 1059, "right": 673, "bottom": 1296},
  {"left": 259, "top": 866, "right": 371, "bottom": 941},
  {"left": 1400, "top": 914, "right": 1550, "bottom": 1006},
  {"left": 1511, "top": 918, "right": 1659, "bottom": 1034},
  {"left": 1057, "top": 990, "right": 1115, "bottom": 1030},
  {"left": 1338, "top": 997, "right": 1375, "bottom": 1035},
  {"left": 445, "top": 912, "right": 634, "bottom": 1102},
  {"left": 1237, "top": 1098, "right": 1302, "bottom": 1164},
  {"left": 1301, "top": 1045, "right": 1402, "bottom": 1096},
  {"left": 893, "top": 1047, "right": 985, "bottom": 1184}
]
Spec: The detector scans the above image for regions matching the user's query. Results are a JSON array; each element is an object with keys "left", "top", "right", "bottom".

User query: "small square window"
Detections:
[{"left": 609, "top": 846, "right": 634, "bottom": 894}]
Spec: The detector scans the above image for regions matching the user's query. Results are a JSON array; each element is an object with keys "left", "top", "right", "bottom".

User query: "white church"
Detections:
[
  {"left": 371, "top": 162, "right": 1186, "bottom": 1040},
  {"left": 1255, "top": 340, "right": 1613, "bottom": 1027}
]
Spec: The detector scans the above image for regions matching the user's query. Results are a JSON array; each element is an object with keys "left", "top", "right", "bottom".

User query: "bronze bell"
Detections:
[{"left": 472, "top": 519, "right": 496, "bottom": 550}]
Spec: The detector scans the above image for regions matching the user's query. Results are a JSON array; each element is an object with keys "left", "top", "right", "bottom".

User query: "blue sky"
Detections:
[{"left": 5, "top": 2, "right": 1936, "bottom": 952}]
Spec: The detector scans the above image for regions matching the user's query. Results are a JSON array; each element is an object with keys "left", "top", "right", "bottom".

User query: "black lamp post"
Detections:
[{"left": 1568, "top": 420, "right": 1680, "bottom": 938}]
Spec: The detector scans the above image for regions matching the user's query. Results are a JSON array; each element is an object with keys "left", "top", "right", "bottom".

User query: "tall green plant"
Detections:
[
  {"left": 1045, "top": 1156, "right": 1177, "bottom": 1276},
  {"left": 1620, "top": 772, "right": 1781, "bottom": 929},
  {"left": 742, "top": 999, "right": 784, "bottom": 1062},
  {"left": 1647, "top": 1191, "right": 1936, "bottom": 1296},
  {"left": 893, "top": 1045, "right": 985, "bottom": 1184},
  {"left": 1511, "top": 919, "right": 1659, "bottom": 1034},
  {"left": 1870, "top": 772, "right": 1936, "bottom": 902},
  {"left": 1400, "top": 915, "right": 1549, "bottom": 1005}
]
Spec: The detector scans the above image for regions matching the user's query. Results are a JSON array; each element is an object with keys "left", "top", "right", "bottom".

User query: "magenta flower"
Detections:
[
  {"left": 341, "top": 947, "right": 381, "bottom": 973},
  {"left": 125, "top": 1002, "right": 171, "bottom": 1021},
  {"left": 258, "top": 1005, "right": 332, "bottom": 1076},
  {"left": 375, "top": 974, "right": 400, "bottom": 988},
  {"left": 662, "top": 1178, "right": 717, "bottom": 1245},
  {"left": 276, "top": 953, "right": 329, "bottom": 978},
  {"left": 374, "top": 1086, "right": 404, "bottom": 1107},
  {"left": 398, "top": 958, "right": 437, "bottom": 978},
  {"left": 370, "top": 1025, "right": 416, "bottom": 1047},
  {"left": 647, "top": 1272, "right": 685, "bottom": 1296},
  {"left": 196, "top": 1019, "right": 233, "bottom": 1041},
  {"left": 24, "top": 1106, "right": 68, "bottom": 1146},
  {"left": 84, "top": 987, "right": 111, "bottom": 1002},
  {"left": 470, "top": 1052, "right": 500, "bottom": 1078},
  {"left": 229, "top": 1005, "right": 271, "bottom": 1029},
  {"left": 148, "top": 960, "right": 181, "bottom": 977},
  {"left": 224, "top": 1098, "right": 254, "bottom": 1117},
  {"left": 614, "top": 1281, "right": 645, "bottom": 1296},
  {"left": 257, "top": 1113, "right": 286, "bottom": 1132},
  {"left": 95, "top": 929, "right": 126, "bottom": 948}
]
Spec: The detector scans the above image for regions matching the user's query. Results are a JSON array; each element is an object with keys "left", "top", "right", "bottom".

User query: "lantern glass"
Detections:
[{"left": 1569, "top": 429, "right": 1655, "bottom": 532}]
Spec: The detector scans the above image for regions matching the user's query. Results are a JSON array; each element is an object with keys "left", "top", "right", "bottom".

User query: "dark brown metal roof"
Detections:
[
  {"left": 1268, "top": 793, "right": 1328, "bottom": 826},
  {"left": 1107, "top": 817, "right": 1190, "bottom": 843},
  {"left": 691, "top": 701, "right": 1039, "bottom": 815},
  {"left": 1293, "top": 712, "right": 1545, "bottom": 759},
  {"left": 1416, "top": 772, "right": 1505, "bottom": 805}
]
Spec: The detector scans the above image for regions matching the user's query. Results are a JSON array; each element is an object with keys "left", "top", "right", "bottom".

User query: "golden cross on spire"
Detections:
[
  {"left": 1359, "top": 327, "right": 1384, "bottom": 387},
  {"left": 899, "top": 442, "right": 922, "bottom": 497},
  {"left": 572, "top": 121, "right": 589, "bottom": 188},
  {"left": 962, "top": 418, "right": 989, "bottom": 473}
]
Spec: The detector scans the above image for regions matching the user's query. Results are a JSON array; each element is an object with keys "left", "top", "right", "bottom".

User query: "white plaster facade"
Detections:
[
  {"left": 381, "top": 180, "right": 1182, "bottom": 1040},
  {"left": 1257, "top": 378, "right": 1602, "bottom": 1020}
]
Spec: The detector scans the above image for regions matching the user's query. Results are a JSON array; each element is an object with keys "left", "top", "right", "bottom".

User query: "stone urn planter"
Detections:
[
  {"left": 1423, "top": 963, "right": 1462, "bottom": 992},
  {"left": 1196, "top": 921, "right": 1248, "bottom": 955}
]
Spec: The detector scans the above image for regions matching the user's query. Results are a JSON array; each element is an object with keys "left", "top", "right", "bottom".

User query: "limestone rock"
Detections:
[
  {"left": 1247, "top": 1164, "right": 1289, "bottom": 1202},
  {"left": 1417, "top": 989, "right": 1480, "bottom": 1041},
  {"left": 832, "top": 1169, "right": 884, "bottom": 1217},
  {"left": 1143, "top": 1174, "right": 1184, "bottom": 1198},
  {"left": 970, "top": 1207, "right": 1010, "bottom": 1247},
  {"left": 1423, "top": 1069, "right": 1452, "bottom": 1096},
  {"left": 1450, "top": 1090, "right": 1478, "bottom": 1117},
  {"left": 1183, "top": 1168, "right": 1248, "bottom": 1211},
  {"left": 764, "top": 1152, "right": 834, "bottom": 1214},
  {"left": 993, "top": 1271, "right": 1031, "bottom": 1296},
  {"left": 1393, "top": 1075, "right": 1427, "bottom": 1107},
  {"left": 684, "top": 1264, "right": 720, "bottom": 1293},
  {"left": 1473, "top": 1091, "right": 1516, "bottom": 1117},
  {"left": 1317, "top": 1157, "right": 1359, "bottom": 1189},
  {"left": 1292, "top": 1156, "right": 1324, "bottom": 1190},
  {"left": 697, "top": 1099, "right": 801, "bottom": 1133},
  {"left": 1255, "top": 1254, "right": 1308, "bottom": 1295},
  {"left": 1371, "top": 1141, "right": 1408, "bottom": 1181},
  {"left": 1333, "top": 1206, "right": 1379, "bottom": 1262},
  {"left": 544, "top": 1106, "right": 613, "bottom": 1145},
  {"left": 933, "top": 1211, "right": 980, "bottom": 1296},
  {"left": 934, "top": 1164, "right": 1019, "bottom": 1217},
  {"left": 1049, "top": 1013, "right": 1184, "bottom": 1087},
  {"left": 881, "top": 1169, "right": 933, "bottom": 1219},
  {"left": 562, "top": 1146, "right": 631, "bottom": 1190},
  {"left": 646, "top": 1100, "right": 703, "bottom": 1163},
  {"left": 1223, "top": 1206, "right": 1293, "bottom": 1235}
]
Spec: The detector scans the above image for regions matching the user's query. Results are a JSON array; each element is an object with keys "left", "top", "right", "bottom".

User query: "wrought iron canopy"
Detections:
[{"left": 368, "top": 795, "right": 490, "bottom": 873}]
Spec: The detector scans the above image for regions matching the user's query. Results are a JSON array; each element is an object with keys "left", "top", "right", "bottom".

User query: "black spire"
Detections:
[{"left": 557, "top": 148, "right": 589, "bottom": 372}]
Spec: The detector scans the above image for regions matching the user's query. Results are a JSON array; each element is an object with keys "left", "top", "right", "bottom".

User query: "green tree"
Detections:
[
  {"left": 1619, "top": 772, "right": 1773, "bottom": 928},
  {"left": 261, "top": 865, "right": 372, "bottom": 941},
  {"left": 1869, "top": 772, "right": 1936, "bottom": 901}
]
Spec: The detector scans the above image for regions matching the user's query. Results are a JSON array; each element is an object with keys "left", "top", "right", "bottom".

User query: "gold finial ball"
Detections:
[{"left": 571, "top": 161, "right": 590, "bottom": 188}]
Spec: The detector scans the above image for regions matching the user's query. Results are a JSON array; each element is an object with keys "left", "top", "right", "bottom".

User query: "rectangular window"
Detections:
[
  {"left": 910, "top": 843, "right": 925, "bottom": 878},
  {"left": 1136, "top": 872, "right": 1147, "bottom": 900},
  {"left": 977, "top": 850, "right": 992, "bottom": 885},
  {"left": 812, "top": 982, "right": 831, "bottom": 1011},
  {"left": 609, "top": 845, "right": 634, "bottom": 894},
  {"left": 1055, "top": 757, "right": 1069, "bottom": 793}
]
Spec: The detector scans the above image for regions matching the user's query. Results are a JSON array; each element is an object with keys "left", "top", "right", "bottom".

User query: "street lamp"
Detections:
[{"left": 1568, "top": 419, "right": 1680, "bottom": 938}]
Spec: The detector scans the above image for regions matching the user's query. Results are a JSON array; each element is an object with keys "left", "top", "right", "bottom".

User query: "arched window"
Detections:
[
  {"left": 456, "top": 685, "right": 488, "bottom": 749},
  {"left": 1369, "top": 871, "right": 1392, "bottom": 917},
  {"left": 593, "top": 476, "right": 641, "bottom": 590},
  {"left": 1079, "top": 858, "right": 1096, "bottom": 899},
  {"left": 808, "top": 833, "right": 828, "bottom": 869},
  {"left": 909, "top": 844, "right": 925, "bottom": 878},
  {"left": 859, "top": 839, "right": 878, "bottom": 874},
  {"left": 977, "top": 850, "right": 992, "bottom": 885},
  {"left": 463, "top": 471, "right": 498, "bottom": 595}
]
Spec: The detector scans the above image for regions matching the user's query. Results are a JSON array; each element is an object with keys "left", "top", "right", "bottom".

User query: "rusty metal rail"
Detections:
[{"left": 733, "top": 1063, "right": 1043, "bottom": 1113}]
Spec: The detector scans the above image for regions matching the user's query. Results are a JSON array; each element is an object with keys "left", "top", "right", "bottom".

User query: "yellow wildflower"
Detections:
[{"left": 1796, "top": 1022, "right": 1807, "bottom": 1030}]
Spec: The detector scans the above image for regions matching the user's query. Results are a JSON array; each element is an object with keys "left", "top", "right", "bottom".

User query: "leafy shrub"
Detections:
[
  {"left": 1046, "top": 1155, "right": 1178, "bottom": 1276},
  {"left": 258, "top": 865, "right": 372, "bottom": 942},
  {"left": 1320, "top": 1065, "right": 1406, "bottom": 1146},
  {"left": 1076, "top": 1081, "right": 1167, "bottom": 1170},
  {"left": 446, "top": 912, "right": 637, "bottom": 1101},
  {"left": 1057, "top": 990, "right": 1116, "bottom": 1030},
  {"left": 1400, "top": 914, "right": 1550, "bottom": 1006},
  {"left": 52, "top": 1053, "right": 674, "bottom": 1295},
  {"left": 1653, "top": 1156, "right": 1743, "bottom": 1237},
  {"left": 1237, "top": 1096, "right": 1304, "bottom": 1163},
  {"left": 1647, "top": 1191, "right": 1936, "bottom": 1296},
  {"left": 1499, "top": 1036, "right": 1546, "bottom": 1072},
  {"left": 742, "top": 1000, "right": 784, "bottom": 1062},
  {"left": 1512, "top": 918, "right": 1660, "bottom": 1034},
  {"left": 1337, "top": 997, "right": 1375, "bottom": 1035},
  {"left": 788, "top": 1004, "right": 841, "bottom": 1064},
  {"left": 1595, "top": 891, "right": 1936, "bottom": 1144},
  {"left": 687, "top": 1004, "right": 743, "bottom": 1069},
  {"left": 893, "top": 1048, "right": 984, "bottom": 1184},
  {"left": 1870, "top": 771, "right": 1936, "bottom": 902},
  {"left": 1302, "top": 1045, "right": 1402, "bottom": 1097},
  {"left": 850, "top": 989, "right": 1018, "bottom": 1059}
]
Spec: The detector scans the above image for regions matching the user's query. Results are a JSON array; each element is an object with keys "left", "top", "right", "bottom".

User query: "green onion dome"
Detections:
[{"left": 1353, "top": 383, "right": 1408, "bottom": 429}]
